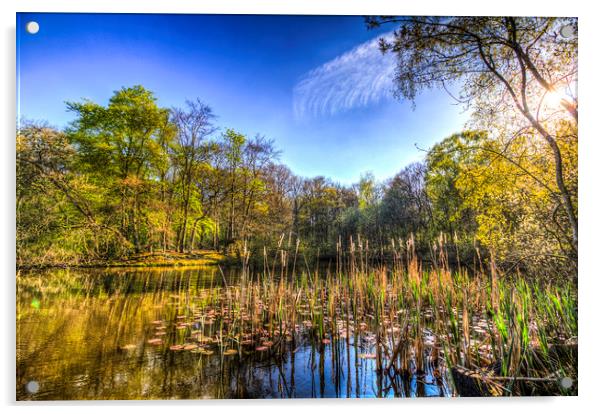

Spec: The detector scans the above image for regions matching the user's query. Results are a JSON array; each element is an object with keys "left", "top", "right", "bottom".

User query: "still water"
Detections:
[{"left": 16, "top": 267, "right": 450, "bottom": 400}]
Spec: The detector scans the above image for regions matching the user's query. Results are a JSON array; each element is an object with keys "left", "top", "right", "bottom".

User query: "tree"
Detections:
[
  {"left": 381, "top": 162, "right": 431, "bottom": 241},
  {"left": 16, "top": 121, "right": 132, "bottom": 262},
  {"left": 424, "top": 129, "right": 576, "bottom": 276},
  {"left": 170, "top": 99, "right": 216, "bottom": 252},
  {"left": 238, "top": 136, "right": 279, "bottom": 241},
  {"left": 367, "top": 16, "right": 578, "bottom": 252},
  {"left": 222, "top": 129, "right": 246, "bottom": 246},
  {"left": 67, "top": 85, "right": 171, "bottom": 252},
  {"left": 425, "top": 132, "right": 483, "bottom": 239},
  {"left": 357, "top": 172, "right": 378, "bottom": 211}
]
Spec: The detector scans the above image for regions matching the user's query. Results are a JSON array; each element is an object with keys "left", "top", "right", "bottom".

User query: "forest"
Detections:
[{"left": 16, "top": 89, "right": 577, "bottom": 279}]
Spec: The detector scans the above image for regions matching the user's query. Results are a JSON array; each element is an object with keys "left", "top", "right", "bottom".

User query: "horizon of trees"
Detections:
[
  {"left": 16, "top": 84, "right": 576, "bottom": 278},
  {"left": 16, "top": 17, "right": 577, "bottom": 280}
]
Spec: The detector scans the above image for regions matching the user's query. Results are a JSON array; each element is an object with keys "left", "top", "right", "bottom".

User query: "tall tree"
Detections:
[
  {"left": 222, "top": 129, "right": 246, "bottom": 246},
  {"left": 171, "top": 99, "right": 216, "bottom": 252},
  {"left": 67, "top": 85, "right": 171, "bottom": 252}
]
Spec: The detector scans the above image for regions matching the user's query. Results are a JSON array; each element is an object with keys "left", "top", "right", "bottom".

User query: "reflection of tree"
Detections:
[{"left": 18, "top": 267, "right": 457, "bottom": 399}]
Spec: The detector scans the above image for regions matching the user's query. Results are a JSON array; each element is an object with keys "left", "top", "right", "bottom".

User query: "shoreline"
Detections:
[{"left": 16, "top": 249, "right": 237, "bottom": 271}]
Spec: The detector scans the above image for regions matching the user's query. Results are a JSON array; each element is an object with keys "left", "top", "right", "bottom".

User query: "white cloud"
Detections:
[{"left": 293, "top": 33, "right": 396, "bottom": 119}]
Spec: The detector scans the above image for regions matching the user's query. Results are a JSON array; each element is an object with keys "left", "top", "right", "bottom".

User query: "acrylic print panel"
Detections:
[{"left": 16, "top": 13, "right": 578, "bottom": 400}]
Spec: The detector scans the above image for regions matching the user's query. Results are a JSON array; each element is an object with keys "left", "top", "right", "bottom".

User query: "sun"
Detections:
[{"left": 542, "top": 88, "right": 574, "bottom": 110}]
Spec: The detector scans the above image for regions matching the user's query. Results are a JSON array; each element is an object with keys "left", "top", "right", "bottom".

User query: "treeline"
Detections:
[{"left": 17, "top": 85, "right": 576, "bottom": 278}]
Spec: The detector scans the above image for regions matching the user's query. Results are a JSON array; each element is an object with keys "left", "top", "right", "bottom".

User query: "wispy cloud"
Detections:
[{"left": 293, "top": 33, "right": 396, "bottom": 119}]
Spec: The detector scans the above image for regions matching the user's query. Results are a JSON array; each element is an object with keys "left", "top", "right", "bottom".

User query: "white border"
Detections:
[{"left": 3, "top": 1, "right": 601, "bottom": 413}]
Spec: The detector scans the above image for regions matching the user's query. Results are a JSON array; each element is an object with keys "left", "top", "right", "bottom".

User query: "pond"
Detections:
[{"left": 16, "top": 266, "right": 451, "bottom": 400}]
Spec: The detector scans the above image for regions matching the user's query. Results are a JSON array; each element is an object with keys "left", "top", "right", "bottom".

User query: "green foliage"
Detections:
[
  {"left": 423, "top": 127, "right": 576, "bottom": 276},
  {"left": 425, "top": 131, "right": 484, "bottom": 237},
  {"left": 17, "top": 82, "right": 577, "bottom": 280},
  {"left": 64, "top": 86, "right": 173, "bottom": 254}
]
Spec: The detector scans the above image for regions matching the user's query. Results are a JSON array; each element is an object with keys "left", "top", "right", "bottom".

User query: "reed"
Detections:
[{"left": 134, "top": 234, "right": 577, "bottom": 396}]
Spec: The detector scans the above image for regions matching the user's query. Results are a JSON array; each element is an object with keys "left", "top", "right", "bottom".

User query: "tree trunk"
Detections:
[{"left": 543, "top": 133, "right": 578, "bottom": 252}]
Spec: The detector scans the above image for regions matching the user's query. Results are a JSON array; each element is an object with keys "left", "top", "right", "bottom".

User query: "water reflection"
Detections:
[{"left": 16, "top": 267, "right": 450, "bottom": 400}]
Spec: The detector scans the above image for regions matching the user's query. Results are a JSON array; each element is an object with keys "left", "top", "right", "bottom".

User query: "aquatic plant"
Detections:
[{"left": 141, "top": 234, "right": 577, "bottom": 396}]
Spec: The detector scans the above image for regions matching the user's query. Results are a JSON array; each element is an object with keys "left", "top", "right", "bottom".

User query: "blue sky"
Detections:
[{"left": 17, "top": 13, "right": 469, "bottom": 184}]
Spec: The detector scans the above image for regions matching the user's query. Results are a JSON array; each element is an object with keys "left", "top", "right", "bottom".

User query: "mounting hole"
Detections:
[
  {"left": 559, "top": 25, "right": 575, "bottom": 39},
  {"left": 25, "top": 380, "right": 39, "bottom": 394},
  {"left": 560, "top": 376, "right": 574, "bottom": 389},
  {"left": 26, "top": 21, "right": 39, "bottom": 35}
]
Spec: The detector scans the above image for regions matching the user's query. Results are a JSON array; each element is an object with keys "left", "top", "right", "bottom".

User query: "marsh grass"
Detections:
[
  {"left": 16, "top": 235, "right": 576, "bottom": 397},
  {"left": 143, "top": 234, "right": 577, "bottom": 397}
]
